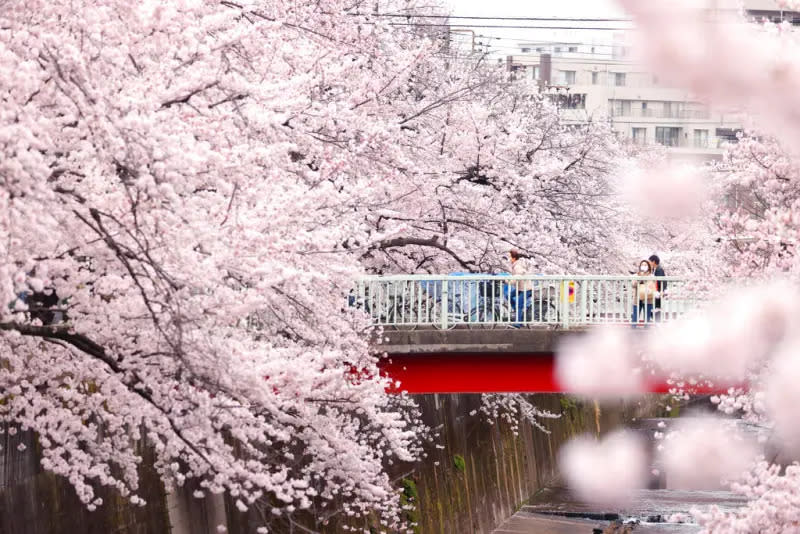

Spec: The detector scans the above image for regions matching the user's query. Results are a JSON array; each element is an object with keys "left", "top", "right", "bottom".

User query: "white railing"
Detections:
[{"left": 353, "top": 275, "right": 699, "bottom": 330}]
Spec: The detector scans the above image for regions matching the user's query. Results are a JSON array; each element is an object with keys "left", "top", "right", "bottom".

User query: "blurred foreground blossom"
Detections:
[
  {"left": 559, "top": 430, "right": 647, "bottom": 507},
  {"left": 764, "top": 342, "right": 800, "bottom": 456},
  {"left": 619, "top": 161, "right": 708, "bottom": 220},
  {"left": 555, "top": 327, "right": 644, "bottom": 398},
  {"left": 619, "top": 0, "right": 800, "bottom": 144},
  {"left": 645, "top": 282, "right": 799, "bottom": 381},
  {"left": 660, "top": 417, "right": 759, "bottom": 490}
]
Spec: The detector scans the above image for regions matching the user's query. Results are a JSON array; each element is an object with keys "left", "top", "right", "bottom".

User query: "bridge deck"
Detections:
[{"left": 380, "top": 326, "right": 579, "bottom": 354}]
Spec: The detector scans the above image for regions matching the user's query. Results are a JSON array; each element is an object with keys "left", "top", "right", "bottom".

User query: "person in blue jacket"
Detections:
[{"left": 509, "top": 249, "right": 533, "bottom": 325}]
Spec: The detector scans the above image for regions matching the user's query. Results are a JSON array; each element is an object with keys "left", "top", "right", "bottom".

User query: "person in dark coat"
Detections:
[
  {"left": 28, "top": 288, "right": 61, "bottom": 325},
  {"left": 649, "top": 254, "right": 666, "bottom": 320}
]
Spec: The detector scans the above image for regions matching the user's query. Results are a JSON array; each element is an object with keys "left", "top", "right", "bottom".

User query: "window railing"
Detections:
[{"left": 352, "top": 275, "right": 698, "bottom": 330}]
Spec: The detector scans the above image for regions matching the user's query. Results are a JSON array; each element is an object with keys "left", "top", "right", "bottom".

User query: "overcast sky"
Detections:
[{"left": 444, "top": 0, "right": 630, "bottom": 54}]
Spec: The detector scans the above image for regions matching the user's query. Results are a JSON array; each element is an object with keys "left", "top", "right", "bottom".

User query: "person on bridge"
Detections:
[
  {"left": 509, "top": 249, "right": 533, "bottom": 324},
  {"left": 648, "top": 254, "right": 666, "bottom": 321},
  {"left": 632, "top": 259, "right": 657, "bottom": 325}
]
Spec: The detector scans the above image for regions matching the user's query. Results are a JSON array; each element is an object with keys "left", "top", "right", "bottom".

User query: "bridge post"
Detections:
[
  {"left": 561, "top": 281, "right": 570, "bottom": 329},
  {"left": 579, "top": 281, "right": 587, "bottom": 325},
  {"left": 441, "top": 279, "right": 449, "bottom": 329},
  {"left": 357, "top": 279, "right": 366, "bottom": 312}
]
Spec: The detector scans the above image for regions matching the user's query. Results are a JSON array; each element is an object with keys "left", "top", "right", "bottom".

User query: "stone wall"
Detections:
[
  {"left": 403, "top": 394, "right": 588, "bottom": 534},
  {"left": 0, "top": 395, "right": 664, "bottom": 534},
  {"left": 395, "top": 394, "right": 665, "bottom": 534}
]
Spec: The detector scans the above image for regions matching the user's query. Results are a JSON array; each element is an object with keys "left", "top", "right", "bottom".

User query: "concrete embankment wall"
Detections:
[
  {"left": 400, "top": 394, "right": 664, "bottom": 534},
  {"left": 407, "top": 394, "right": 585, "bottom": 534},
  {"left": 0, "top": 395, "right": 664, "bottom": 534},
  {"left": 0, "top": 427, "right": 171, "bottom": 534}
]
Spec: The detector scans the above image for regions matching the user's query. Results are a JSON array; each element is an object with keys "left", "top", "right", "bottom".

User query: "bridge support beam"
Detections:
[
  {"left": 378, "top": 352, "right": 733, "bottom": 395},
  {"left": 380, "top": 353, "right": 559, "bottom": 393}
]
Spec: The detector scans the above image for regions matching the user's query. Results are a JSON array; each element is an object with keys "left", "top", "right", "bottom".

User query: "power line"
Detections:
[
  {"left": 500, "top": 50, "right": 619, "bottom": 58},
  {"left": 388, "top": 23, "right": 634, "bottom": 30},
  {"left": 472, "top": 44, "right": 619, "bottom": 57},
  {"left": 507, "top": 58, "right": 645, "bottom": 67},
  {"left": 475, "top": 35, "right": 619, "bottom": 48},
  {"left": 354, "top": 13, "right": 632, "bottom": 22},
  {"left": 431, "top": 53, "right": 643, "bottom": 68}
]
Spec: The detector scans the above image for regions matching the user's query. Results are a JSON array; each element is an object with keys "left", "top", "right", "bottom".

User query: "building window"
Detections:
[
  {"left": 591, "top": 71, "right": 599, "bottom": 85},
  {"left": 521, "top": 47, "right": 531, "bottom": 53},
  {"left": 536, "top": 47, "right": 543, "bottom": 52},
  {"left": 662, "top": 101, "right": 681, "bottom": 118},
  {"left": 568, "top": 46, "right": 578, "bottom": 52},
  {"left": 609, "top": 99, "right": 632, "bottom": 116},
  {"left": 632, "top": 127, "right": 647, "bottom": 145},
  {"left": 694, "top": 129, "right": 709, "bottom": 148},
  {"left": 716, "top": 128, "right": 742, "bottom": 146},
  {"left": 532, "top": 65, "right": 540, "bottom": 80},
  {"left": 554, "top": 46, "right": 562, "bottom": 53},
  {"left": 613, "top": 72, "right": 626, "bottom": 86},
  {"left": 656, "top": 127, "right": 682, "bottom": 147},
  {"left": 561, "top": 70, "right": 576, "bottom": 84},
  {"left": 685, "top": 102, "right": 710, "bottom": 119}
]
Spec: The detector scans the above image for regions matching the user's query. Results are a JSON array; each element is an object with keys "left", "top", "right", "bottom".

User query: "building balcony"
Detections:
[
  {"left": 610, "top": 108, "right": 711, "bottom": 120},
  {"left": 627, "top": 136, "right": 736, "bottom": 154}
]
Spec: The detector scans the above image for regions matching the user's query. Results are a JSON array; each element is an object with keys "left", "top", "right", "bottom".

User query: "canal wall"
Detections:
[
  {"left": 394, "top": 393, "right": 665, "bottom": 534},
  {"left": 404, "top": 393, "right": 580, "bottom": 534},
  {"left": 0, "top": 395, "right": 666, "bottom": 534},
  {"left": 0, "top": 427, "right": 170, "bottom": 534}
]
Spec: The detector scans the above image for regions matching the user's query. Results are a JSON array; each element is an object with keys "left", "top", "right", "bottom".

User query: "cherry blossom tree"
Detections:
[
  {"left": 0, "top": 0, "right": 636, "bottom": 529},
  {"left": 362, "top": 66, "right": 629, "bottom": 274},
  {"left": 713, "top": 133, "right": 800, "bottom": 276},
  {"left": 0, "top": 0, "right": 457, "bottom": 530}
]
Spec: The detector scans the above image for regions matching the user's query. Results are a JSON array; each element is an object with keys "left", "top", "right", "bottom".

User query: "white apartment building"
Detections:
[
  {"left": 507, "top": 45, "right": 743, "bottom": 160},
  {"left": 502, "top": 0, "right": 800, "bottom": 160}
]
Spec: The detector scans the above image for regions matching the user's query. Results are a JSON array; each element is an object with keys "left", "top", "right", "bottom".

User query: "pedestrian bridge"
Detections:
[{"left": 353, "top": 275, "right": 715, "bottom": 395}]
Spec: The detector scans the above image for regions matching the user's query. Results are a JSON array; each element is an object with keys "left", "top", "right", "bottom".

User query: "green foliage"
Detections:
[
  {"left": 401, "top": 478, "right": 418, "bottom": 501},
  {"left": 452, "top": 454, "right": 466, "bottom": 472},
  {"left": 400, "top": 478, "right": 420, "bottom": 533},
  {"left": 559, "top": 396, "right": 578, "bottom": 412},
  {"left": 668, "top": 398, "right": 681, "bottom": 418}
]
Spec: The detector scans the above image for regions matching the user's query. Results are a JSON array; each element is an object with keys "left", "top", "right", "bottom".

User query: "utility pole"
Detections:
[{"left": 539, "top": 53, "right": 551, "bottom": 92}]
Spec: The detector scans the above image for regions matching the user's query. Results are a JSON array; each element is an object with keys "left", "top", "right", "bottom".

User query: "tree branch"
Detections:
[
  {"left": 161, "top": 81, "right": 220, "bottom": 109},
  {"left": 372, "top": 236, "right": 476, "bottom": 271}
]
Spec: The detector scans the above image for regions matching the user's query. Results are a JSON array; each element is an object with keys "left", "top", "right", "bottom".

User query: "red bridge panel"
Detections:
[{"left": 379, "top": 353, "right": 736, "bottom": 395}]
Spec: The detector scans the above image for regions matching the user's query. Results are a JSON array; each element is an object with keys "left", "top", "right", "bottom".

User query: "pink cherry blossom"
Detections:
[{"left": 559, "top": 430, "right": 648, "bottom": 507}]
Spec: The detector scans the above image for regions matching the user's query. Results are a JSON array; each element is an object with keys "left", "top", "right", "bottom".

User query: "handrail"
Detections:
[
  {"left": 358, "top": 274, "right": 689, "bottom": 281},
  {"left": 353, "top": 274, "right": 698, "bottom": 330}
]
